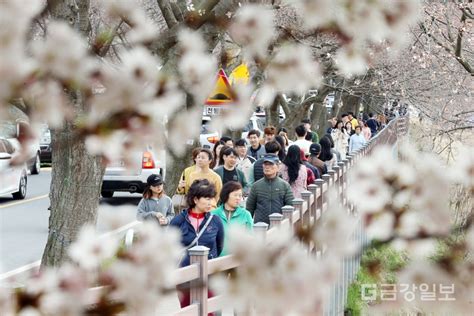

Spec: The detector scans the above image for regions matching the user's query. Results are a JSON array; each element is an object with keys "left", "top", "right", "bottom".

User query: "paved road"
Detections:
[{"left": 0, "top": 169, "right": 141, "bottom": 273}]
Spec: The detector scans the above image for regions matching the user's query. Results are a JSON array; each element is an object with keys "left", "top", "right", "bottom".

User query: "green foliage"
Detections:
[{"left": 345, "top": 243, "right": 409, "bottom": 316}]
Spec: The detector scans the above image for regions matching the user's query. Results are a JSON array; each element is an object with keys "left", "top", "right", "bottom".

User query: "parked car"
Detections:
[
  {"left": 0, "top": 137, "right": 27, "bottom": 199},
  {"left": 200, "top": 116, "right": 220, "bottom": 149},
  {"left": 39, "top": 125, "right": 52, "bottom": 164},
  {"left": 101, "top": 146, "right": 166, "bottom": 198},
  {"left": 0, "top": 120, "right": 40, "bottom": 175}
]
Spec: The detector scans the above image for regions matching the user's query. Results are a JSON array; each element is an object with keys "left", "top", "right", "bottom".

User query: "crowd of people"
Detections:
[{"left": 135, "top": 110, "right": 391, "bottom": 308}]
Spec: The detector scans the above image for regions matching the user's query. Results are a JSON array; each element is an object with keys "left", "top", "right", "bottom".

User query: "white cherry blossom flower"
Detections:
[
  {"left": 85, "top": 130, "right": 127, "bottom": 163},
  {"left": 177, "top": 28, "right": 208, "bottom": 55},
  {"left": 177, "top": 29, "right": 217, "bottom": 102},
  {"left": 32, "top": 21, "right": 97, "bottom": 86},
  {"left": 313, "top": 202, "right": 358, "bottom": 255},
  {"left": 292, "top": 0, "right": 335, "bottom": 29},
  {"left": 209, "top": 83, "right": 255, "bottom": 133},
  {"left": 213, "top": 226, "right": 332, "bottom": 313},
  {"left": 391, "top": 238, "right": 436, "bottom": 259},
  {"left": 166, "top": 108, "right": 202, "bottom": 156},
  {"left": 366, "top": 212, "right": 395, "bottom": 241},
  {"left": 22, "top": 80, "right": 69, "bottom": 128},
  {"left": 98, "top": 204, "right": 138, "bottom": 231},
  {"left": 335, "top": 45, "right": 367, "bottom": 77},
  {"left": 104, "top": 0, "right": 158, "bottom": 44},
  {"left": 347, "top": 178, "right": 391, "bottom": 214},
  {"left": 260, "top": 44, "right": 321, "bottom": 105},
  {"left": 68, "top": 225, "right": 120, "bottom": 270},
  {"left": 229, "top": 4, "right": 275, "bottom": 58}
]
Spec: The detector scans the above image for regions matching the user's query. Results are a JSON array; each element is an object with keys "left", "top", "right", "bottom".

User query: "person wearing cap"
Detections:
[
  {"left": 247, "top": 140, "right": 281, "bottom": 186},
  {"left": 137, "top": 174, "right": 174, "bottom": 225},
  {"left": 246, "top": 154, "right": 294, "bottom": 225},
  {"left": 308, "top": 143, "right": 328, "bottom": 177}
]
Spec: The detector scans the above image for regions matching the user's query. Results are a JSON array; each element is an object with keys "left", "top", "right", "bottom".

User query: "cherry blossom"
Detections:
[
  {"left": 259, "top": 44, "right": 322, "bottom": 105},
  {"left": 32, "top": 21, "right": 97, "bottom": 86},
  {"left": 212, "top": 226, "right": 334, "bottom": 314},
  {"left": 68, "top": 225, "right": 120, "bottom": 270},
  {"left": 229, "top": 4, "right": 275, "bottom": 58}
]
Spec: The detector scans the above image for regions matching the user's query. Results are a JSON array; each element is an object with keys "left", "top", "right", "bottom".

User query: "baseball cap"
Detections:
[
  {"left": 147, "top": 174, "right": 163, "bottom": 186},
  {"left": 309, "top": 143, "right": 321, "bottom": 155},
  {"left": 262, "top": 154, "right": 280, "bottom": 164}
]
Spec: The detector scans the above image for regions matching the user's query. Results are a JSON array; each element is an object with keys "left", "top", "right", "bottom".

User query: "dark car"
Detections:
[{"left": 39, "top": 125, "right": 52, "bottom": 164}]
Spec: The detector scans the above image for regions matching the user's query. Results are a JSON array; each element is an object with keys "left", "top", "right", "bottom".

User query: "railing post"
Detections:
[
  {"left": 327, "top": 170, "right": 336, "bottom": 186},
  {"left": 189, "top": 245, "right": 209, "bottom": 316},
  {"left": 346, "top": 154, "right": 353, "bottom": 169},
  {"left": 307, "top": 184, "right": 318, "bottom": 224},
  {"left": 315, "top": 179, "right": 325, "bottom": 217},
  {"left": 338, "top": 161, "right": 346, "bottom": 206},
  {"left": 333, "top": 165, "right": 341, "bottom": 195},
  {"left": 321, "top": 175, "right": 330, "bottom": 214},
  {"left": 253, "top": 222, "right": 269, "bottom": 241},
  {"left": 301, "top": 190, "right": 312, "bottom": 226},
  {"left": 281, "top": 205, "right": 295, "bottom": 229},
  {"left": 269, "top": 213, "right": 283, "bottom": 229},
  {"left": 292, "top": 198, "right": 304, "bottom": 226}
]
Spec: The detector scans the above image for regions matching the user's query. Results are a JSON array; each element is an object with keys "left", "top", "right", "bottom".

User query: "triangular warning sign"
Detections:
[{"left": 205, "top": 69, "right": 235, "bottom": 105}]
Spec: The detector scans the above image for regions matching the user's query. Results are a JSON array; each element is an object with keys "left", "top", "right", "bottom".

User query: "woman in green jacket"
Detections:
[{"left": 212, "top": 181, "right": 253, "bottom": 256}]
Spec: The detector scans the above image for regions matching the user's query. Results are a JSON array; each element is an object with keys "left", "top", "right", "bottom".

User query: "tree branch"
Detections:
[
  {"left": 149, "top": 0, "right": 235, "bottom": 61},
  {"left": 440, "top": 125, "right": 474, "bottom": 134},
  {"left": 156, "top": 0, "right": 178, "bottom": 29}
]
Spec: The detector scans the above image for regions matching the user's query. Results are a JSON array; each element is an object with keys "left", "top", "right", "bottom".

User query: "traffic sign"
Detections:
[
  {"left": 229, "top": 63, "right": 250, "bottom": 85},
  {"left": 205, "top": 69, "right": 235, "bottom": 105}
]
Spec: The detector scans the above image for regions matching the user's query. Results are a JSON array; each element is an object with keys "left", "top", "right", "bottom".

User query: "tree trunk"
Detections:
[
  {"left": 42, "top": 103, "right": 104, "bottom": 267},
  {"left": 340, "top": 93, "right": 360, "bottom": 115},
  {"left": 266, "top": 95, "right": 281, "bottom": 128},
  {"left": 281, "top": 101, "right": 312, "bottom": 140},
  {"left": 310, "top": 86, "right": 331, "bottom": 137},
  {"left": 40, "top": 0, "right": 104, "bottom": 268}
]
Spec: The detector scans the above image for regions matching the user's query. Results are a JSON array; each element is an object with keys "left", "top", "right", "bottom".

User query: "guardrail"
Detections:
[
  {"left": 0, "top": 220, "right": 142, "bottom": 286},
  {"left": 170, "top": 116, "right": 409, "bottom": 315}
]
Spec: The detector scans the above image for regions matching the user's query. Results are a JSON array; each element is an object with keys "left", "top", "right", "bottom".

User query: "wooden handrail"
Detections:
[{"left": 174, "top": 264, "right": 200, "bottom": 285}]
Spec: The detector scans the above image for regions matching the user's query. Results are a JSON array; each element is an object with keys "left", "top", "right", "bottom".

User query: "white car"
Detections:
[
  {"left": 241, "top": 114, "right": 266, "bottom": 140},
  {"left": 0, "top": 120, "right": 41, "bottom": 175},
  {"left": 101, "top": 146, "right": 166, "bottom": 198},
  {"left": 0, "top": 137, "right": 27, "bottom": 199}
]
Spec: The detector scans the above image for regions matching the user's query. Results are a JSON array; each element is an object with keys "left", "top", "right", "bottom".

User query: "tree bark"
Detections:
[
  {"left": 266, "top": 95, "right": 281, "bottom": 128},
  {"left": 340, "top": 92, "right": 360, "bottom": 116},
  {"left": 42, "top": 118, "right": 104, "bottom": 267},
  {"left": 309, "top": 86, "right": 331, "bottom": 137},
  {"left": 41, "top": 0, "right": 106, "bottom": 268},
  {"left": 280, "top": 95, "right": 314, "bottom": 140}
]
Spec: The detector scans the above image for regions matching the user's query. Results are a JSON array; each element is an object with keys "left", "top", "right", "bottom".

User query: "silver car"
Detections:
[{"left": 101, "top": 146, "right": 166, "bottom": 198}]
